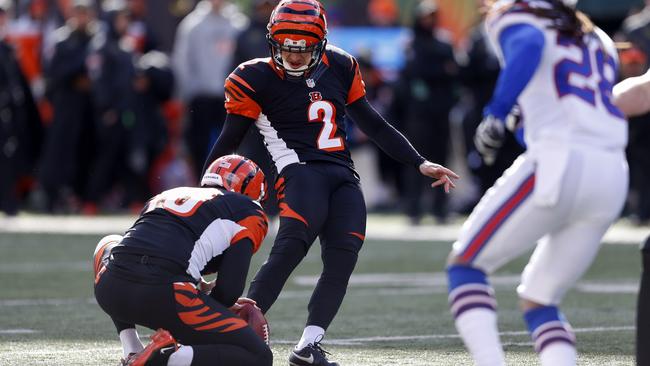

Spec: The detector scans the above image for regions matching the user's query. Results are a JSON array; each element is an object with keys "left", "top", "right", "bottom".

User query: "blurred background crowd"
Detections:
[{"left": 0, "top": 0, "right": 649, "bottom": 226}]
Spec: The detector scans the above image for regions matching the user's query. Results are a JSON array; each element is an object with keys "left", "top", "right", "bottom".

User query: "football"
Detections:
[{"left": 235, "top": 303, "right": 270, "bottom": 345}]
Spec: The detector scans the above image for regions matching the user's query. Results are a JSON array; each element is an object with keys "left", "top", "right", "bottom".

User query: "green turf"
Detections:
[{"left": 0, "top": 232, "right": 640, "bottom": 365}]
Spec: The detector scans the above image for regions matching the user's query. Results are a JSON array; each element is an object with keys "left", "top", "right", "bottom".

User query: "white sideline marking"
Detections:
[
  {"left": 0, "top": 215, "right": 647, "bottom": 244},
  {"left": 0, "top": 277, "right": 639, "bottom": 307},
  {"left": 0, "top": 329, "right": 40, "bottom": 334},
  {"left": 0, "top": 326, "right": 634, "bottom": 355},
  {"left": 271, "top": 326, "right": 636, "bottom": 345}
]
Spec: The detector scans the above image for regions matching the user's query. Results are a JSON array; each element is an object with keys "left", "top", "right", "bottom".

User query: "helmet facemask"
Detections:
[
  {"left": 267, "top": 34, "right": 327, "bottom": 78},
  {"left": 266, "top": 0, "right": 328, "bottom": 80}
]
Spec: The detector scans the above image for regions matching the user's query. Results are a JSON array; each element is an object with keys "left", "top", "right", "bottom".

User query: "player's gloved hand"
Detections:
[
  {"left": 474, "top": 115, "right": 506, "bottom": 166},
  {"left": 229, "top": 297, "right": 260, "bottom": 312},
  {"left": 198, "top": 277, "right": 216, "bottom": 294}
]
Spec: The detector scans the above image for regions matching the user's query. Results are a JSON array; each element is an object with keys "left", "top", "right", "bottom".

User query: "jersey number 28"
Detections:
[{"left": 554, "top": 37, "right": 624, "bottom": 119}]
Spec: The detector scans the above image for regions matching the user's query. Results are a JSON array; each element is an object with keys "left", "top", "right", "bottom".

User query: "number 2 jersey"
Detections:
[
  {"left": 112, "top": 187, "right": 268, "bottom": 282},
  {"left": 486, "top": 0, "right": 627, "bottom": 152},
  {"left": 223, "top": 45, "right": 366, "bottom": 174}
]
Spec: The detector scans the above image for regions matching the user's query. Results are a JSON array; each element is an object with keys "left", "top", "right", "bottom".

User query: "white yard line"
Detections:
[
  {"left": 1, "top": 326, "right": 633, "bottom": 355},
  {"left": 0, "top": 277, "right": 638, "bottom": 307},
  {"left": 0, "top": 214, "right": 647, "bottom": 244},
  {"left": 0, "top": 329, "right": 40, "bottom": 334}
]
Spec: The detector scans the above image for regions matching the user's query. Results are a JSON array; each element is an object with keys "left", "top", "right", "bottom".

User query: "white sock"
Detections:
[
  {"left": 539, "top": 341, "right": 576, "bottom": 366},
  {"left": 167, "top": 345, "right": 194, "bottom": 366},
  {"left": 119, "top": 328, "right": 144, "bottom": 358},
  {"left": 455, "top": 308, "right": 505, "bottom": 366},
  {"left": 295, "top": 325, "right": 325, "bottom": 350}
]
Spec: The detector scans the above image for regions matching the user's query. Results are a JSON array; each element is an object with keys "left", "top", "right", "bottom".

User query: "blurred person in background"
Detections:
[
  {"left": 367, "top": 0, "right": 398, "bottom": 27},
  {"left": 172, "top": 0, "right": 247, "bottom": 180},
  {"left": 83, "top": 0, "right": 137, "bottom": 214},
  {"left": 36, "top": 0, "right": 97, "bottom": 212},
  {"left": 125, "top": 0, "right": 159, "bottom": 54},
  {"left": 0, "top": 0, "right": 43, "bottom": 215},
  {"left": 230, "top": 0, "right": 279, "bottom": 217},
  {"left": 128, "top": 50, "right": 175, "bottom": 206},
  {"left": 349, "top": 54, "right": 404, "bottom": 211},
  {"left": 620, "top": 11, "right": 650, "bottom": 225},
  {"left": 460, "top": 7, "right": 524, "bottom": 206},
  {"left": 7, "top": 0, "right": 59, "bottom": 123},
  {"left": 396, "top": 0, "right": 458, "bottom": 224}
]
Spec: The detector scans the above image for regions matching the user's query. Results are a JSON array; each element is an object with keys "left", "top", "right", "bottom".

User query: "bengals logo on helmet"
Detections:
[
  {"left": 201, "top": 155, "right": 267, "bottom": 203},
  {"left": 266, "top": 0, "right": 328, "bottom": 78}
]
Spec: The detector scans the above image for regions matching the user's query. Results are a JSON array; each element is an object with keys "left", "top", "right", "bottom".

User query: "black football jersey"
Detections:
[
  {"left": 114, "top": 187, "right": 268, "bottom": 281},
  {"left": 224, "top": 45, "right": 366, "bottom": 173}
]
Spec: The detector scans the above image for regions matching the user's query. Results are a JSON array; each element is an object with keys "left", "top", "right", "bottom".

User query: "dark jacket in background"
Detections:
[
  {"left": 0, "top": 40, "right": 42, "bottom": 214},
  {"left": 39, "top": 24, "right": 96, "bottom": 209}
]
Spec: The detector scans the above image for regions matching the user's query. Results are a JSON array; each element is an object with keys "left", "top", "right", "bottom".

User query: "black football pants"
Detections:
[
  {"left": 247, "top": 162, "right": 366, "bottom": 330},
  {"left": 95, "top": 266, "right": 271, "bottom": 366}
]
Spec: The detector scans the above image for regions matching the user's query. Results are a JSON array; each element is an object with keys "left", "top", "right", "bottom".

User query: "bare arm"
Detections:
[{"left": 613, "top": 69, "right": 650, "bottom": 117}]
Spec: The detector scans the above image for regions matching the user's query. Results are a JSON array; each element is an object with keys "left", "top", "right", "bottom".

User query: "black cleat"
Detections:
[{"left": 289, "top": 341, "right": 339, "bottom": 366}]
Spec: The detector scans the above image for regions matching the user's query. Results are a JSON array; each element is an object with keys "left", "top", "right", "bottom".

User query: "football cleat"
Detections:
[
  {"left": 122, "top": 329, "right": 177, "bottom": 366},
  {"left": 289, "top": 342, "right": 339, "bottom": 366}
]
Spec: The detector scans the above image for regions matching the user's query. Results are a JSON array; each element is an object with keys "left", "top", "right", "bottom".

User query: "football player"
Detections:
[
  {"left": 446, "top": 1, "right": 628, "bottom": 365},
  {"left": 612, "top": 68, "right": 650, "bottom": 366},
  {"left": 93, "top": 155, "right": 272, "bottom": 366},
  {"left": 202, "top": 1, "right": 459, "bottom": 365}
]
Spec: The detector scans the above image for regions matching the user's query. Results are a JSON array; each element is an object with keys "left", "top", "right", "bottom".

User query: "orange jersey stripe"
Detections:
[
  {"left": 178, "top": 306, "right": 222, "bottom": 325},
  {"left": 229, "top": 74, "right": 255, "bottom": 93},
  {"left": 195, "top": 317, "right": 248, "bottom": 332},
  {"left": 279, "top": 202, "right": 308, "bottom": 226}
]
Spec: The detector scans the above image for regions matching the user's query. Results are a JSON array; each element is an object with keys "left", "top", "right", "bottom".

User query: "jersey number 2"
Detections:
[{"left": 308, "top": 100, "right": 344, "bottom": 151}]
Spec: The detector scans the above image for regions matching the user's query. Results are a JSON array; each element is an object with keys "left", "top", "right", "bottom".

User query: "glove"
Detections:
[{"left": 474, "top": 115, "right": 506, "bottom": 166}]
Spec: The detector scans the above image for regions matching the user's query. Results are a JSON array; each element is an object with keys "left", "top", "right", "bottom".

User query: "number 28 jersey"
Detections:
[
  {"left": 224, "top": 45, "right": 366, "bottom": 173},
  {"left": 486, "top": 1, "right": 627, "bottom": 151}
]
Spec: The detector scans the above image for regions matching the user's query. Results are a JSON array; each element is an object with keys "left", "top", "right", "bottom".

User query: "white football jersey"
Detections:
[{"left": 486, "top": 0, "right": 628, "bottom": 151}]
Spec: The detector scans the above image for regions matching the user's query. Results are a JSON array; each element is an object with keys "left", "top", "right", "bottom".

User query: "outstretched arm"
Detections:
[
  {"left": 202, "top": 114, "right": 254, "bottom": 175},
  {"left": 613, "top": 68, "right": 650, "bottom": 117},
  {"left": 346, "top": 97, "right": 459, "bottom": 192},
  {"left": 485, "top": 23, "right": 545, "bottom": 120}
]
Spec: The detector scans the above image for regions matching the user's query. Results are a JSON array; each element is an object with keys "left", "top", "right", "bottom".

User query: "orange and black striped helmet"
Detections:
[
  {"left": 201, "top": 155, "right": 267, "bottom": 203},
  {"left": 266, "top": 0, "right": 328, "bottom": 77}
]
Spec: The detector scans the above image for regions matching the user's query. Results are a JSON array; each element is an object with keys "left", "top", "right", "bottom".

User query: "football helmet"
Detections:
[
  {"left": 266, "top": 0, "right": 327, "bottom": 78},
  {"left": 93, "top": 234, "right": 122, "bottom": 277},
  {"left": 201, "top": 155, "right": 267, "bottom": 202}
]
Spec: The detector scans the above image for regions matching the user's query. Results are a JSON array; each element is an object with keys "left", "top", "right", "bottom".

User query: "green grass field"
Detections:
[{"left": 0, "top": 225, "right": 641, "bottom": 365}]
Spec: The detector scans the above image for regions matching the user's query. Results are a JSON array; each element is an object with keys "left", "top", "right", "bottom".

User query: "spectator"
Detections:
[
  {"left": 172, "top": 0, "right": 247, "bottom": 179},
  {"left": 8, "top": 0, "right": 58, "bottom": 104},
  {"left": 83, "top": 0, "right": 137, "bottom": 213},
  {"left": 37, "top": 0, "right": 98, "bottom": 212},
  {"left": 0, "top": 0, "right": 43, "bottom": 215},
  {"left": 125, "top": 0, "right": 159, "bottom": 54},
  {"left": 128, "top": 50, "right": 175, "bottom": 204},
  {"left": 397, "top": 0, "right": 458, "bottom": 224},
  {"left": 459, "top": 18, "right": 524, "bottom": 203},
  {"left": 367, "top": 0, "right": 398, "bottom": 27}
]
